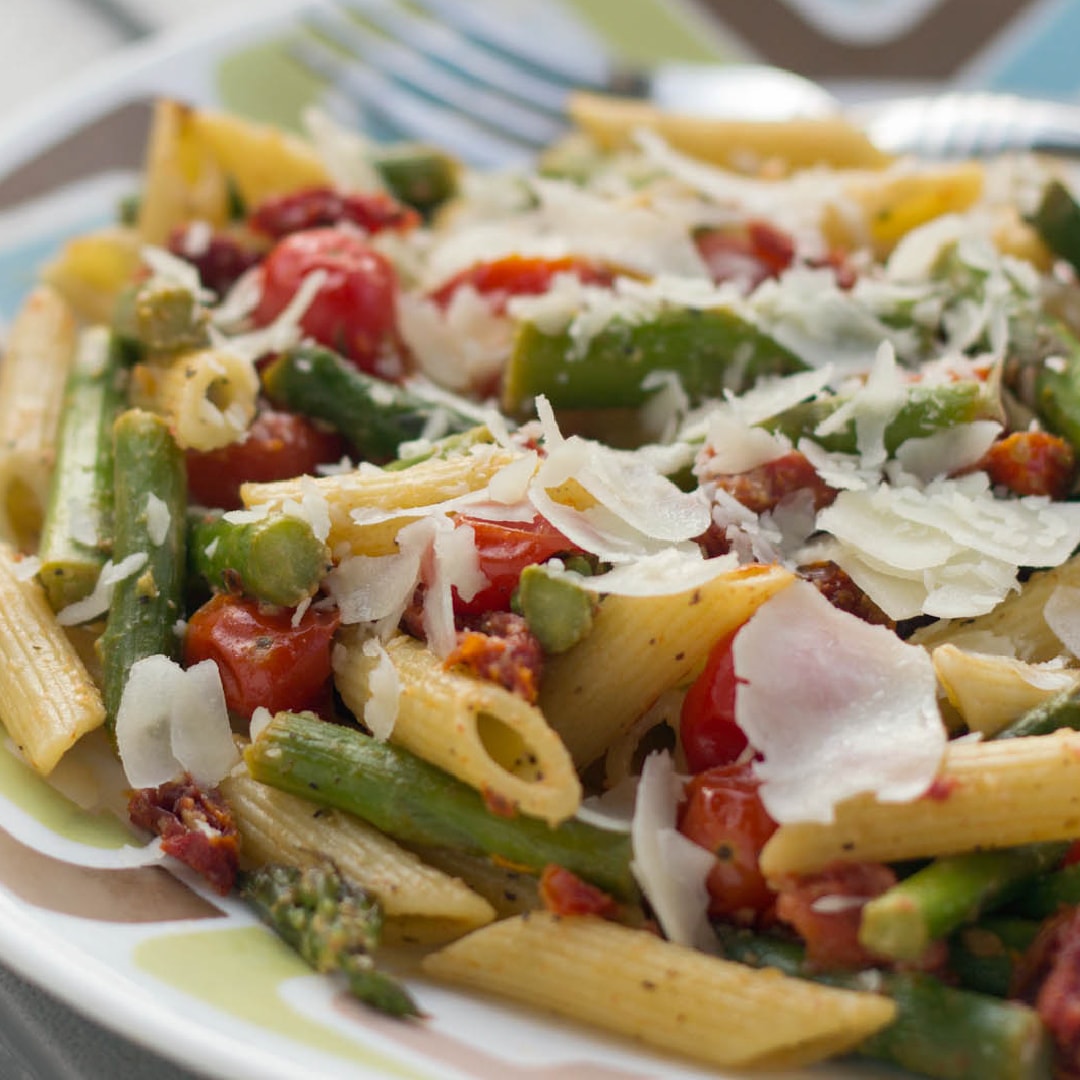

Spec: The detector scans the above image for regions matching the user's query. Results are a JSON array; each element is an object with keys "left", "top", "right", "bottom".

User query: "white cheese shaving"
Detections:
[
  {"left": 1044, "top": 585, "right": 1080, "bottom": 658},
  {"left": 56, "top": 552, "right": 149, "bottom": 626},
  {"left": 895, "top": 420, "right": 1002, "bottom": 483},
  {"left": 630, "top": 752, "right": 716, "bottom": 950},
  {"left": 145, "top": 493, "right": 171, "bottom": 547},
  {"left": 816, "top": 474, "right": 1080, "bottom": 619},
  {"left": 115, "top": 655, "right": 238, "bottom": 789},
  {"left": 573, "top": 548, "right": 738, "bottom": 596},
  {"left": 249, "top": 707, "right": 273, "bottom": 743},
  {"left": 301, "top": 106, "right": 385, "bottom": 194},
  {"left": 734, "top": 580, "right": 946, "bottom": 824},
  {"left": 359, "top": 637, "right": 400, "bottom": 741},
  {"left": 10, "top": 555, "right": 40, "bottom": 582}
]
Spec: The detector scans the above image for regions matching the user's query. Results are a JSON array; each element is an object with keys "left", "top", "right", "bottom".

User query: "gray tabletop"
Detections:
[{"left": 0, "top": 961, "right": 204, "bottom": 1080}]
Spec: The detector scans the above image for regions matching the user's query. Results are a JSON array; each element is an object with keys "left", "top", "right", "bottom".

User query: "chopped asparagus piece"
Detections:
[
  {"left": 100, "top": 410, "right": 187, "bottom": 735},
  {"left": 858, "top": 844, "right": 1068, "bottom": 963},
  {"left": 241, "top": 863, "right": 419, "bottom": 1018},
  {"left": 245, "top": 711, "right": 636, "bottom": 902},
  {"left": 503, "top": 308, "right": 805, "bottom": 414},
  {"left": 719, "top": 928, "right": 1053, "bottom": 1080},
  {"left": 188, "top": 510, "right": 329, "bottom": 607},
  {"left": 262, "top": 346, "right": 478, "bottom": 462},
  {"left": 113, "top": 280, "right": 209, "bottom": 355},
  {"left": 38, "top": 328, "right": 126, "bottom": 610},
  {"left": 514, "top": 565, "right": 596, "bottom": 654}
]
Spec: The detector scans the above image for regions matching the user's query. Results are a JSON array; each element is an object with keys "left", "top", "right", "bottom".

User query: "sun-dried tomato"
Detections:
[
  {"left": 540, "top": 865, "right": 619, "bottom": 919},
  {"left": 128, "top": 774, "right": 239, "bottom": 895},
  {"left": 249, "top": 186, "right": 419, "bottom": 239},
  {"left": 446, "top": 611, "right": 543, "bottom": 703},
  {"left": 166, "top": 225, "right": 260, "bottom": 297}
]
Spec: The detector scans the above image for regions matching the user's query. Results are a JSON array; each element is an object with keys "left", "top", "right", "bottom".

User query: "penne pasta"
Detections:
[
  {"left": 931, "top": 644, "right": 1079, "bottom": 737},
  {"left": 760, "top": 730, "right": 1080, "bottom": 878},
  {"left": 335, "top": 631, "right": 581, "bottom": 825},
  {"left": 242, "top": 444, "right": 522, "bottom": 556},
  {"left": 0, "top": 546, "right": 105, "bottom": 774},
  {"left": 422, "top": 913, "right": 896, "bottom": 1070},
  {"left": 221, "top": 772, "right": 495, "bottom": 944},
  {"left": 0, "top": 286, "right": 77, "bottom": 552},
  {"left": 540, "top": 564, "right": 793, "bottom": 768},
  {"left": 140, "top": 348, "right": 259, "bottom": 452}
]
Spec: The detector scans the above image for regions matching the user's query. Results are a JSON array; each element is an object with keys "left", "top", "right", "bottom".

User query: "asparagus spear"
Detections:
[
  {"left": 100, "top": 409, "right": 187, "bottom": 734},
  {"left": 245, "top": 711, "right": 636, "bottom": 901},
  {"left": 188, "top": 509, "right": 329, "bottom": 607},
  {"left": 241, "top": 862, "right": 418, "bottom": 1018},
  {"left": 1029, "top": 179, "right": 1080, "bottom": 276},
  {"left": 858, "top": 844, "right": 1068, "bottom": 963},
  {"left": 502, "top": 308, "right": 805, "bottom": 414},
  {"left": 371, "top": 143, "right": 459, "bottom": 216},
  {"left": 261, "top": 346, "right": 479, "bottom": 462},
  {"left": 719, "top": 929, "right": 1053, "bottom": 1080},
  {"left": 995, "top": 684, "right": 1080, "bottom": 740},
  {"left": 112, "top": 279, "right": 210, "bottom": 355},
  {"left": 37, "top": 328, "right": 126, "bottom": 610},
  {"left": 762, "top": 379, "right": 1003, "bottom": 455},
  {"left": 948, "top": 916, "right": 1041, "bottom": 998},
  {"left": 1008, "top": 862, "right": 1080, "bottom": 920}
]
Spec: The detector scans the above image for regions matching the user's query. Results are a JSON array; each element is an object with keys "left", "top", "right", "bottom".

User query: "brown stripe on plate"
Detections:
[
  {"left": 0, "top": 824, "right": 222, "bottom": 923},
  {"left": 0, "top": 100, "right": 152, "bottom": 212},
  {"left": 692, "top": 0, "right": 1039, "bottom": 80}
]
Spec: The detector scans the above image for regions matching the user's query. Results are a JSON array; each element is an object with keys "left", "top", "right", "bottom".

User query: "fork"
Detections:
[{"left": 291, "top": 0, "right": 1080, "bottom": 167}]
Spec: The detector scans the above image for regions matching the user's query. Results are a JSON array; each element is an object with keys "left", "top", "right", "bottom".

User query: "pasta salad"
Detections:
[{"left": 7, "top": 95, "right": 1080, "bottom": 1078}]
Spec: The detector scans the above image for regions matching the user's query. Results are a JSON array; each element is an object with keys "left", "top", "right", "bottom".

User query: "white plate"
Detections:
[{"left": 0, "top": 5, "right": 900, "bottom": 1079}]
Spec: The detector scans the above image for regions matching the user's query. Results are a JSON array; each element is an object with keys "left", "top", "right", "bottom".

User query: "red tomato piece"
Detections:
[
  {"left": 184, "top": 594, "right": 341, "bottom": 719},
  {"left": 679, "top": 630, "right": 747, "bottom": 772},
  {"left": 253, "top": 228, "right": 405, "bottom": 378},
  {"left": 978, "top": 431, "right": 1076, "bottom": 499},
  {"left": 677, "top": 761, "right": 777, "bottom": 923},
  {"left": 428, "top": 254, "right": 616, "bottom": 315},
  {"left": 249, "top": 186, "right": 419, "bottom": 239},
  {"left": 539, "top": 865, "right": 618, "bottom": 918},
  {"left": 453, "top": 514, "right": 581, "bottom": 615},
  {"left": 185, "top": 408, "right": 347, "bottom": 510}
]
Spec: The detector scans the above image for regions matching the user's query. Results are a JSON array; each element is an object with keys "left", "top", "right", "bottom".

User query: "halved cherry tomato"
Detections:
[
  {"left": 185, "top": 408, "right": 347, "bottom": 510},
  {"left": 253, "top": 228, "right": 404, "bottom": 378},
  {"left": 452, "top": 514, "right": 581, "bottom": 615},
  {"left": 428, "top": 254, "right": 616, "bottom": 315},
  {"left": 677, "top": 761, "right": 777, "bottom": 923},
  {"left": 184, "top": 594, "right": 340, "bottom": 719},
  {"left": 249, "top": 186, "right": 419, "bottom": 239},
  {"left": 679, "top": 629, "right": 747, "bottom": 773}
]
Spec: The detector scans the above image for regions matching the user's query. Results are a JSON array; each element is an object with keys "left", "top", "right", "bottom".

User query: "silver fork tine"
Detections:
[
  {"left": 339, "top": 0, "right": 573, "bottom": 115},
  {"left": 407, "top": 0, "right": 612, "bottom": 89},
  {"left": 290, "top": 34, "right": 536, "bottom": 168},
  {"left": 308, "top": 8, "right": 567, "bottom": 147}
]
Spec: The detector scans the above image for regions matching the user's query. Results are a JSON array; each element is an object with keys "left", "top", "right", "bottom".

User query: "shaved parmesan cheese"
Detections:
[
  {"left": 249, "top": 707, "right": 273, "bottom": 743},
  {"left": 216, "top": 268, "right": 327, "bottom": 363},
  {"left": 302, "top": 106, "right": 385, "bottom": 194},
  {"left": 56, "top": 552, "right": 149, "bottom": 626},
  {"left": 816, "top": 474, "right": 1080, "bottom": 619},
  {"left": 359, "top": 637, "right": 400, "bottom": 741},
  {"left": 895, "top": 420, "right": 1002, "bottom": 482},
  {"left": 324, "top": 548, "right": 421, "bottom": 627},
  {"left": 11, "top": 555, "right": 40, "bottom": 582},
  {"left": 115, "top": 655, "right": 239, "bottom": 789},
  {"left": 168, "top": 660, "right": 240, "bottom": 785},
  {"left": 734, "top": 580, "right": 945, "bottom": 824},
  {"left": 1044, "top": 585, "right": 1080, "bottom": 657},
  {"left": 574, "top": 548, "right": 738, "bottom": 596},
  {"left": 630, "top": 752, "right": 716, "bottom": 950},
  {"left": 145, "top": 493, "right": 171, "bottom": 546}
]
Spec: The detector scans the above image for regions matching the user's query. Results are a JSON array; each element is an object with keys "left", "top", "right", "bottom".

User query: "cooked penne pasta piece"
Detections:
[
  {"left": 422, "top": 913, "right": 896, "bottom": 1070},
  {"left": 40, "top": 226, "right": 144, "bottom": 325},
  {"left": 541, "top": 564, "right": 793, "bottom": 768},
  {"left": 760, "top": 730, "right": 1080, "bottom": 878},
  {"left": 931, "top": 644, "right": 1079, "bottom": 737},
  {"left": 242, "top": 444, "right": 522, "bottom": 557},
  {"left": 335, "top": 632, "right": 581, "bottom": 825},
  {"left": 0, "top": 286, "right": 77, "bottom": 551},
  {"left": 141, "top": 348, "right": 259, "bottom": 451},
  {"left": 568, "top": 90, "right": 890, "bottom": 172},
  {"left": 221, "top": 772, "right": 494, "bottom": 944},
  {"left": 0, "top": 546, "right": 105, "bottom": 774}
]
